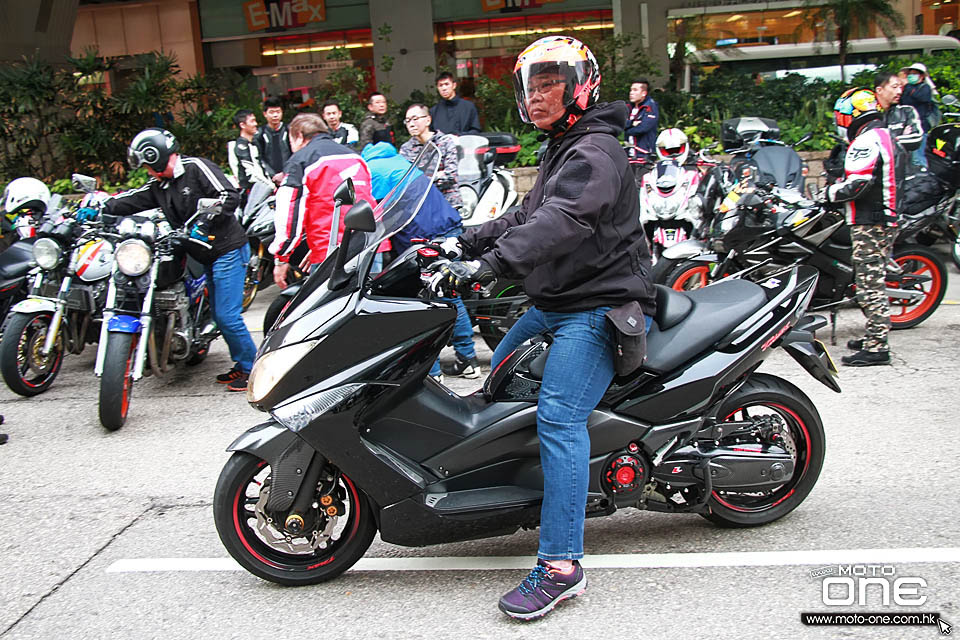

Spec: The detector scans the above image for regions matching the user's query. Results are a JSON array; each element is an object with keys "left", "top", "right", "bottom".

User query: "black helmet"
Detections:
[{"left": 127, "top": 128, "right": 180, "bottom": 172}]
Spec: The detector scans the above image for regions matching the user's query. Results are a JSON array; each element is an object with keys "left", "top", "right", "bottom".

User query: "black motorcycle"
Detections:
[
  {"left": 655, "top": 179, "right": 948, "bottom": 337},
  {"left": 212, "top": 146, "right": 838, "bottom": 586},
  {"left": 239, "top": 182, "right": 277, "bottom": 311}
]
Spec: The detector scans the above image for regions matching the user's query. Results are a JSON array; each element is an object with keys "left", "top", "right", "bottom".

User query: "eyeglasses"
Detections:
[
  {"left": 526, "top": 78, "right": 564, "bottom": 97},
  {"left": 404, "top": 115, "right": 428, "bottom": 124}
]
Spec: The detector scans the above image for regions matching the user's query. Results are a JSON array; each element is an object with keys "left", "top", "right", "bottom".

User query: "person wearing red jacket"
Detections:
[{"left": 270, "top": 113, "right": 376, "bottom": 288}]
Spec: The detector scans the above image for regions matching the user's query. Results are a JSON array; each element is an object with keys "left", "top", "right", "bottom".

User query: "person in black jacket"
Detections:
[
  {"left": 98, "top": 129, "right": 258, "bottom": 391},
  {"left": 228, "top": 109, "right": 273, "bottom": 207},
  {"left": 437, "top": 36, "right": 656, "bottom": 621},
  {"left": 429, "top": 72, "right": 482, "bottom": 135},
  {"left": 254, "top": 96, "right": 291, "bottom": 185}
]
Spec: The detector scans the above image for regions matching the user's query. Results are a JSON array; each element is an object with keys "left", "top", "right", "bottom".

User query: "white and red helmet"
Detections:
[
  {"left": 512, "top": 35, "right": 601, "bottom": 132},
  {"left": 656, "top": 128, "right": 689, "bottom": 165}
]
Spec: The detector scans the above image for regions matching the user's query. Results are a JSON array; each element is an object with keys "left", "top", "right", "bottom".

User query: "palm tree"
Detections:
[{"left": 803, "top": 0, "right": 905, "bottom": 83}]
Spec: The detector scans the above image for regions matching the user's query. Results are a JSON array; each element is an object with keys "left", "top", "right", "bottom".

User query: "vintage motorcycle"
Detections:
[
  {"left": 94, "top": 200, "right": 221, "bottom": 430},
  {"left": 0, "top": 176, "right": 113, "bottom": 396},
  {"left": 212, "top": 143, "right": 838, "bottom": 586}
]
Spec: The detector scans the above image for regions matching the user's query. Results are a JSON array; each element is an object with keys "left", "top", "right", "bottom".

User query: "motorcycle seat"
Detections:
[
  {"left": 0, "top": 240, "right": 36, "bottom": 280},
  {"left": 644, "top": 280, "right": 767, "bottom": 373}
]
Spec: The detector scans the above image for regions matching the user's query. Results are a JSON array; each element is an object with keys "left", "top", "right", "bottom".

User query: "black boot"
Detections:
[
  {"left": 846, "top": 339, "right": 863, "bottom": 351},
  {"left": 440, "top": 353, "right": 481, "bottom": 379},
  {"left": 841, "top": 350, "right": 891, "bottom": 367}
]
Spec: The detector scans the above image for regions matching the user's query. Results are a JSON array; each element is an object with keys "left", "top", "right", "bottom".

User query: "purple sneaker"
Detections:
[{"left": 498, "top": 559, "right": 587, "bottom": 620}]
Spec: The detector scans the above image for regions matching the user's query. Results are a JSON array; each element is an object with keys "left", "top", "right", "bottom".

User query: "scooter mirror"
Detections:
[
  {"left": 343, "top": 200, "right": 375, "bottom": 232},
  {"left": 943, "top": 94, "right": 958, "bottom": 106},
  {"left": 71, "top": 174, "right": 97, "bottom": 194},
  {"left": 334, "top": 178, "right": 355, "bottom": 207},
  {"left": 482, "top": 149, "right": 496, "bottom": 165}
]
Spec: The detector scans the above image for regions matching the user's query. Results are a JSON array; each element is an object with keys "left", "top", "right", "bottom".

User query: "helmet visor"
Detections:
[{"left": 512, "top": 61, "right": 587, "bottom": 124}]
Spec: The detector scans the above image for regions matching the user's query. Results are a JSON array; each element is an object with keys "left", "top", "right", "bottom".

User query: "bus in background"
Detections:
[{"left": 682, "top": 35, "right": 960, "bottom": 92}]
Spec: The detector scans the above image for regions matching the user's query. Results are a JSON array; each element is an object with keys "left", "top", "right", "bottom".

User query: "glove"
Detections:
[
  {"left": 436, "top": 236, "right": 463, "bottom": 260},
  {"left": 431, "top": 259, "right": 496, "bottom": 297},
  {"left": 190, "top": 215, "right": 213, "bottom": 242},
  {"left": 76, "top": 207, "right": 98, "bottom": 222}
]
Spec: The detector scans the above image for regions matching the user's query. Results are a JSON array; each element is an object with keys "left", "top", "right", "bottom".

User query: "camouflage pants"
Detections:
[{"left": 851, "top": 224, "right": 895, "bottom": 352}]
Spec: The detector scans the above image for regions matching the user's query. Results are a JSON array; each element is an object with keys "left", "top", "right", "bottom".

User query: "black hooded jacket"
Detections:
[{"left": 460, "top": 101, "right": 656, "bottom": 315}]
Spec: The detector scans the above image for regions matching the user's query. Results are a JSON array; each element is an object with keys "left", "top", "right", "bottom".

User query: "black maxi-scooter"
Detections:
[{"left": 213, "top": 145, "right": 840, "bottom": 586}]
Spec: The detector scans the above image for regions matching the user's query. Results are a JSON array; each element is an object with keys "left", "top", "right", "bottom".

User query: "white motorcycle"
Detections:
[{"left": 456, "top": 133, "right": 519, "bottom": 227}]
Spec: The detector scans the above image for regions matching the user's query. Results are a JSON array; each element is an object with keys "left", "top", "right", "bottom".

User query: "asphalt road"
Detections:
[{"left": 1, "top": 255, "right": 959, "bottom": 640}]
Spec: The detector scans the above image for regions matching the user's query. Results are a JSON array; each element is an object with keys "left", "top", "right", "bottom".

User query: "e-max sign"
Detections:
[
  {"left": 821, "top": 565, "right": 927, "bottom": 606},
  {"left": 243, "top": 0, "right": 326, "bottom": 32}
]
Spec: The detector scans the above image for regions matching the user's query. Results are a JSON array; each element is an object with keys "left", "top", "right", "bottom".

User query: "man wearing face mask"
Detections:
[
  {"left": 436, "top": 35, "right": 656, "bottom": 620},
  {"left": 900, "top": 63, "right": 936, "bottom": 168}
]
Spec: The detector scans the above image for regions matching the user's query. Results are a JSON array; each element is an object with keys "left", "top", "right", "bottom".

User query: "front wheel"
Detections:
[
  {"left": 701, "top": 373, "right": 825, "bottom": 528},
  {"left": 665, "top": 259, "right": 713, "bottom": 291},
  {"left": 888, "top": 244, "right": 947, "bottom": 330},
  {"left": 213, "top": 452, "right": 377, "bottom": 586},
  {"left": 0, "top": 311, "right": 64, "bottom": 396},
  {"left": 99, "top": 332, "right": 139, "bottom": 431}
]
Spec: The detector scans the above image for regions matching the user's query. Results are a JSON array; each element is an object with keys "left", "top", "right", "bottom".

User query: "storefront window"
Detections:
[{"left": 435, "top": 9, "right": 613, "bottom": 96}]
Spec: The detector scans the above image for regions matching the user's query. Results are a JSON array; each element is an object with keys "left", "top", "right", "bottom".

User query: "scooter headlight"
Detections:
[
  {"left": 247, "top": 339, "right": 320, "bottom": 405},
  {"left": 459, "top": 186, "right": 478, "bottom": 220},
  {"left": 32, "top": 237, "right": 62, "bottom": 270},
  {"left": 115, "top": 239, "right": 152, "bottom": 276}
]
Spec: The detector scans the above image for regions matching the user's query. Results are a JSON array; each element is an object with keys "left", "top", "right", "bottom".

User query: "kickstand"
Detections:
[{"left": 829, "top": 310, "right": 838, "bottom": 346}]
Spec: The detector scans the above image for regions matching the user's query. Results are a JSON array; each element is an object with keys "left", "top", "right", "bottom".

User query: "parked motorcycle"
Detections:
[
  {"left": 239, "top": 181, "right": 277, "bottom": 310},
  {"left": 212, "top": 142, "right": 838, "bottom": 586},
  {"left": 94, "top": 200, "right": 221, "bottom": 430},
  {"left": 456, "top": 133, "right": 519, "bottom": 227},
  {"left": 655, "top": 178, "right": 947, "bottom": 338},
  {"left": 0, "top": 176, "right": 113, "bottom": 396}
]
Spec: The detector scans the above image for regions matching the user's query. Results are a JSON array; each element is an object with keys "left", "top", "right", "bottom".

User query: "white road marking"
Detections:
[{"left": 106, "top": 547, "right": 960, "bottom": 574}]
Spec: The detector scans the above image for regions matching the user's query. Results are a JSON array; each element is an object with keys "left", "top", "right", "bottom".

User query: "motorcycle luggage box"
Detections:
[
  {"left": 480, "top": 131, "right": 520, "bottom": 166},
  {"left": 900, "top": 171, "right": 947, "bottom": 216},
  {"left": 0, "top": 239, "right": 35, "bottom": 280},
  {"left": 926, "top": 124, "right": 960, "bottom": 189},
  {"left": 721, "top": 117, "right": 780, "bottom": 151}
]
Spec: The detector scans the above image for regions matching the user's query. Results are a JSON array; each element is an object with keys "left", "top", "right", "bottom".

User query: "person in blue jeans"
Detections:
[
  {"left": 95, "top": 128, "right": 258, "bottom": 391},
  {"left": 438, "top": 36, "right": 656, "bottom": 620}
]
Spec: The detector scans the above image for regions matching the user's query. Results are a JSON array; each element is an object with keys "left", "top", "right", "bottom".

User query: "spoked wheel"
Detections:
[
  {"left": 241, "top": 247, "right": 262, "bottom": 311},
  {"left": 213, "top": 452, "right": 377, "bottom": 586},
  {"left": 665, "top": 260, "right": 712, "bottom": 291},
  {"left": 888, "top": 244, "right": 947, "bottom": 330},
  {"left": 702, "top": 373, "right": 825, "bottom": 527},
  {"left": 0, "top": 311, "right": 64, "bottom": 396},
  {"left": 475, "top": 281, "right": 530, "bottom": 352}
]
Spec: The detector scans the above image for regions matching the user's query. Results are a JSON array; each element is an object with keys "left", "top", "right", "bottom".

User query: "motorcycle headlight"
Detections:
[
  {"left": 32, "top": 237, "right": 62, "bottom": 270},
  {"left": 459, "top": 186, "right": 478, "bottom": 220},
  {"left": 247, "top": 339, "right": 320, "bottom": 405},
  {"left": 115, "top": 239, "right": 152, "bottom": 276}
]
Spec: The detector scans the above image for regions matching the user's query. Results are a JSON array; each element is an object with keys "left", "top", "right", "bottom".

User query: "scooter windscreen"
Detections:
[
  {"left": 241, "top": 181, "right": 273, "bottom": 225},
  {"left": 268, "top": 142, "right": 441, "bottom": 337}
]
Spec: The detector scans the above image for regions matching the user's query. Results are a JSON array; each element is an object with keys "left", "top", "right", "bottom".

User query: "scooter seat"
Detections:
[
  {"left": 644, "top": 280, "right": 767, "bottom": 373},
  {"left": 0, "top": 239, "right": 35, "bottom": 280}
]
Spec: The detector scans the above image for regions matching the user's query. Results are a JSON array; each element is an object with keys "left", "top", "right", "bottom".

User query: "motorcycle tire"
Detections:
[
  {"left": 664, "top": 260, "right": 713, "bottom": 291},
  {"left": 701, "top": 373, "right": 825, "bottom": 528},
  {"left": 0, "top": 311, "right": 64, "bottom": 397},
  {"left": 888, "top": 244, "right": 947, "bottom": 330},
  {"left": 952, "top": 235, "right": 960, "bottom": 272},
  {"left": 263, "top": 295, "right": 291, "bottom": 337},
  {"left": 99, "top": 332, "right": 139, "bottom": 431},
  {"left": 213, "top": 451, "right": 377, "bottom": 586},
  {"left": 649, "top": 255, "right": 681, "bottom": 285}
]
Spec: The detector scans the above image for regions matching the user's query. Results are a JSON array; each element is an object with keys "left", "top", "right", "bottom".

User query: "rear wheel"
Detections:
[
  {"left": 0, "top": 311, "right": 64, "bottom": 396},
  {"left": 649, "top": 255, "right": 680, "bottom": 284},
  {"left": 888, "top": 244, "right": 947, "bottom": 330},
  {"left": 241, "top": 243, "right": 265, "bottom": 311},
  {"left": 263, "top": 295, "right": 293, "bottom": 336},
  {"left": 99, "top": 333, "right": 138, "bottom": 431},
  {"left": 665, "top": 260, "right": 713, "bottom": 291},
  {"left": 213, "top": 452, "right": 377, "bottom": 586},
  {"left": 702, "top": 373, "right": 825, "bottom": 527}
]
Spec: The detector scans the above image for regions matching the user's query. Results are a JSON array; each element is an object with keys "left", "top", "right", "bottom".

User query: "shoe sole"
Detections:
[
  {"left": 226, "top": 385, "right": 248, "bottom": 392},
  {"left": 216, "top": 376, "right": 242, "bottom": 384},
  {"left": 499, "top": 575, "right": 587, "bottom": 621},
  {"left": 841, "top": 360, "right": 891, "bottom": 367}
]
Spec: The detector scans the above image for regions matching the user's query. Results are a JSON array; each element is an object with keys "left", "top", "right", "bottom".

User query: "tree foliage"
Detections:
[{"left": 802, "top": 0, "right": 904, "bottom": 82}]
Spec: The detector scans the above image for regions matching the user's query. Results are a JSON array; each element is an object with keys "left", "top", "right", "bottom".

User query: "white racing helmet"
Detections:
[
  {"left": 3, "top": 177, "right": 50, "bottom": 216},
  {"left": 656, "top": 128, "right": 689, "bottom": 165}
]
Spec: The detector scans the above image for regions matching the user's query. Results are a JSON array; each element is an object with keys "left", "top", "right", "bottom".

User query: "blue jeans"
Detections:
[
  {"left": 205, "top": 245, "right": 258, "bottom": 373},
  {"left": 491, "top": 305, "right": 621, "bottom": 561},
  {"left": 913, "top": 133, "right": 928, "bottom": 169},
  {"left": 429, "top": 295, "right": 476, "bottom": 377}
]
